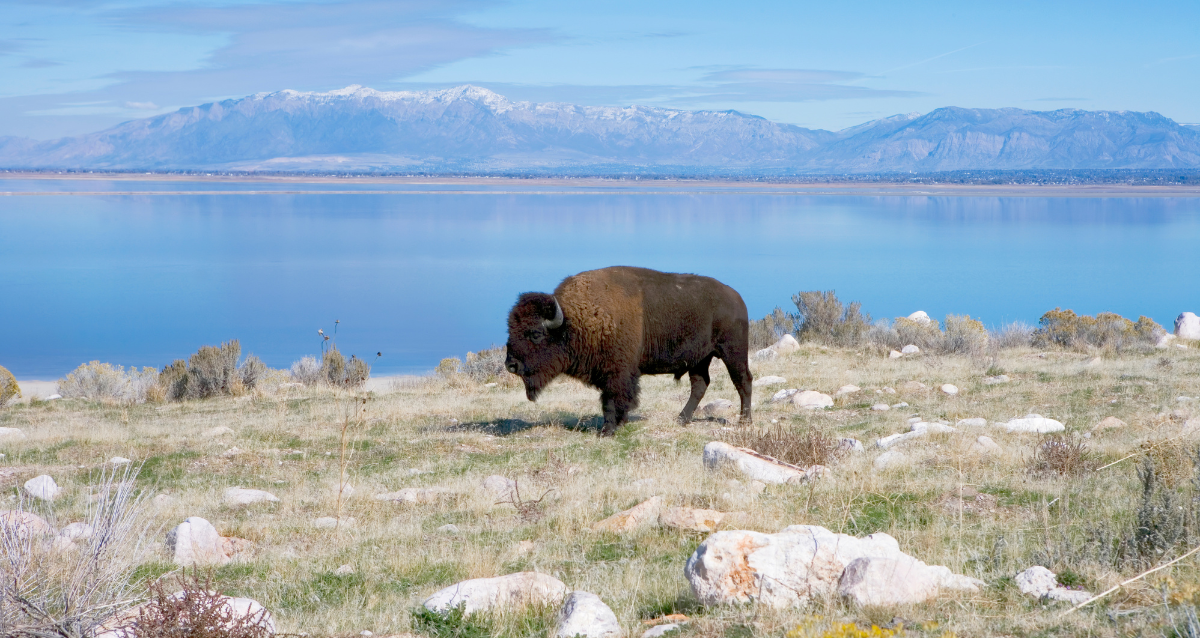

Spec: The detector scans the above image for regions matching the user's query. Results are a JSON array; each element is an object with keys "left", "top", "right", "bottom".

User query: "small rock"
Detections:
[
  {"left": 882, "top": 387, "right": 896, "bottom": 394},
  {"left": 749, "top": 480, "right": 767, "bottom": 494},
  {"left": 901, "top": 345, "right": 920, "bottom": 355},
  {"left": 594, "top": 496, "right": 663, "bottom": 533},
  {"left": 484, "top": 382, "right": 498, "bottom": 388},
  {"left": 871, "top": 403, "right": 890, "bottom": 411},
  {"left": 1015, "top": 566, "right": 1058, "bottom": 597},
  {"left": 876, "top": 422, "right": 956, "bottom": 449},
  {"left": 642, "top": 624, "right": 683, "bottom": 638},
  {"left": 1093, "top": 416, "right": 1126, "bottom": 431},
  {"left": 702, "top": 399, "right": 736, "bottom": 418},
  {"left": 109, "top": 456, "right": 132, "bottom": 466},
  {"left": 770, "top": 388, "right": 799, "bottom": 403},
  {"left": 375, "top": 488, "right": 453, "bottom": 504},
  {"left": 555, "top": 591, "right": 622, "bottom": 638},
  {"left": 202, "top": 426, "right": 234, "bottom": 437},
  {"left": 907, "top": 311, "right": 932, "bottom": 325},
  {"left": 753, "top": 347, "right": 779, "bottom": 361},
  {"left": 437, "top": 524, "right": 460, "bottom": 535},
  {"left": 223, "top": 487, "right": 280, "bottom": 506},
  {"left": 888, "top": 350, "right": 902, "bottom": 359},
  {"left": 166, "top": 517, "right": 229, "bottom": 567},
  {"left": 1178, "top": 343, "right": 1190, "bottom": 350},
  {"left": 891, "top": 402, "right": 909, "bottom": 408},
  {"left": 907, "top": 416, "right": 922, "bottom": 424},
  {"left": 791, "top": 390, "right": 833, "bottom": 409},
  {"left": 423, "top": 572, "right": 569, "bottom": 614},
  {"left": 937, "top": 486, "right": 998, "bottom": 513},
  {"left": 970, "top": 436, "right": 1001, "bottom": 456},
  {"left": 1002, "top": 414, "right": 1065, "bottom": 434},
  {"left": 703, "top": 441, "right": 821, "bottom": 484},
  {"left": 835, "top": 384, "right": 860, "bottom": 396},
  {"left": 0, "top": 427, "right": 27, "bottom": 442},
  {"left": 1157, "top": 334, "right": 1177, "bottom": 348},
  {"left": 659, "top": 507, "right": 729, "bottom": 533},
  {"left": 0, "top": 510, "right": 53, "bottom": 538},
  {"left": 222, "top": 447, "right": 243, "bottom": 457},
  {"left": 940, "top": 384, "right": 959, "bottom": 396},
  {"left": 956, "top": 418, "right": 987, "bottom": 427},
  {"left": 1177, "top": 312, "right": 1200, "bottom": 340},
  {"left": 838, "top": 438, "right": 865, "bottom": 453},
  {"left": 23, "top": 475, "right": 61, "bottom": 501},
  {"left": 899, "top": 381, "right": 926, "bottom": 392},
  {"left": 1046, "top": 588, "right": 1092, "bottom": 605},
  {"left": 874, "top": 450, "right": 906, "bottom": 469},
  {"left": 361, "top": 631, "right": 373, "bottom": 637},
  {"left": 753, "top": 376, "right": 787, "bottom": 387},
  {"left": 983, "top": 375, "right": 1010, "bottom": 385},
  {"left": 482, "top": 475, "right": 516, "bottom": 499},
  {"left": 45, "top": 394, "right": 62, "bottom": 401}
]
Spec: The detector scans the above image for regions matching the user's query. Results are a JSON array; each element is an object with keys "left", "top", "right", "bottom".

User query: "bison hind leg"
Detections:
[{"left": 677, "top": 354, "right": 714, "bottom": 425}]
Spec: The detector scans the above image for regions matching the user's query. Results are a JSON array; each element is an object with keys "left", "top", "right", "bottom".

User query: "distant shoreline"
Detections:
[{"left": 3, "top": 171, "right": 1200, "bottom": 197}]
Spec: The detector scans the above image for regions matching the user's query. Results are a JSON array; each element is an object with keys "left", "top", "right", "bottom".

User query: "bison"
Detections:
[{"left": 504, "top": 266, "right": 752, "bottom": 436}]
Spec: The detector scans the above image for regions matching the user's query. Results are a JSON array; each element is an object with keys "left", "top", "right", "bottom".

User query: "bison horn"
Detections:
[{"left": 543, "top": 296, "right": 564, "bottom": 330}]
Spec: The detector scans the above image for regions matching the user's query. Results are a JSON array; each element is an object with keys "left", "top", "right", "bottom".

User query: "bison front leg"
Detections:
[
  {"left": 598, "top": 374, "right": 639, "bottom": 437},
  {"left": 678, "top": 355, "right": 714, "bottom": 424}
]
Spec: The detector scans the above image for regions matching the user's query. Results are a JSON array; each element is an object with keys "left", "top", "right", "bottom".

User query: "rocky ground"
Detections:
[{"left": 2, "top": 341, "right": 1200, "bottom": 637}]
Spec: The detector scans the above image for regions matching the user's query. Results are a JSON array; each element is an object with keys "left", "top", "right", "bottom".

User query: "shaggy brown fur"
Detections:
[{"left": 506, "top": 266, "right": 752, "bottom": 436}]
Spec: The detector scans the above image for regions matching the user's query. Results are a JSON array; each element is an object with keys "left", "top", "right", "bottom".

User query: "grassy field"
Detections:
[{"left": 3, "top": 342, "right": 1200, "bottom": 637}]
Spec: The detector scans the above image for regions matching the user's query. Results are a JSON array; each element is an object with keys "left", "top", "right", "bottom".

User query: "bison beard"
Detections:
[{"left": 505, "top": 266, "right": 753, "bottom": 436}]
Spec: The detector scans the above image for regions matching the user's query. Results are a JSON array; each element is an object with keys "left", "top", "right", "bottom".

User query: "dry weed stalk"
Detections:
[
  {"left": 335, "top": 395, "right": 369, "bottom": 528},
  {"left": 495, "top": 480, "right": 554, "bottom": 523}
]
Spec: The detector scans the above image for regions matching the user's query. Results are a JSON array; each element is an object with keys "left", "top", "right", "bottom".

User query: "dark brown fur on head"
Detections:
[{"left": 505, "top": 292, "right": 569, "bottom": 401}]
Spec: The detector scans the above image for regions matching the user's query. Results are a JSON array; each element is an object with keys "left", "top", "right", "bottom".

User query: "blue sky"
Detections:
[{"left": 2, "top": 0, "right": 1198, "bottom": 139}]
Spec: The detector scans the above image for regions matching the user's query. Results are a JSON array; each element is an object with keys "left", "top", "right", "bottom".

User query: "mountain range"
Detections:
[{"left": 2, "top": 85, "right": 1199, "bottom": 174}]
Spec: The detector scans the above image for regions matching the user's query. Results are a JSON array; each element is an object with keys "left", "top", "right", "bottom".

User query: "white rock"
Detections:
[
  {"left": 23, "top": 475, "right": 61, "bottom": 501},
  {"left": 907, "top": 311, "right": 932, "bottom": 325},
  {"left": 1015, "top": 566, "right": 1058, "bottom": 597},
  {"left": 940, "top": 384, "right": 959, "bottom": 396},
  {"left": 770, "top": 388, "right": 799, "bottom": 403},
  {"left": 956, "top": 418, "right": 987, "bottom": 428},
  {"left": 0, "top": 427, "right": 27, "bottom": 442},
  {"left": 1002, "top": 415, "right": 1065, "bottom": 434},
  {"left": 771, "top": 334, "right": 801, "bottom": 355},
  {"left": 335, "top": 564, "right": 355, "bottom": 575},
  {"left": 95, "top": 594, "right": 274, "bottom": 638},
  {"left": 594, "top": 496, "right": 664, "bottom": 532},
  {"left": 876, "top": 422, "right": 956, "bottom": 449},
  {"left": 839, "top": 438, "right": 865, "bottom": 453},
  {"left": 874, "top": 450, "right": 906, "bottom": 469},
  {"left": 1093, "top": 416, "right": 1126, "bottom": 431},
  {"left": 1178, "top": 343, "right": 1190, "bottom": 350},
  {"left": 1157, "top": 334, "right": 1177, "bottom": 348},
  {"left": 882, "top": 387, "right": 896, "bottom": 394},
  {"left": 202, "top": 426, "right": 234, "bottom": 437},
  {"left": 437, "top": 524, "right": 460, "bottom": 535},
  {"left": 791, "top": 390, "right": 833, "bottom": 409},
  {"left": 901, "top": 345, "right": 920, "bottom": 355},
  {"left": 422, "top": 572, "right": 568, "bottom": 614},
  {"left": 702, "top": 399, "right": 736, "bottom": 417},
  {"left": 375, "top": 487, "right": 453, "bottom": 504},
  {"left": 1046, "top": 588, "right": 1092, "bottom": 605},
  {"left": 108, "top": 456, "right": 132, "bottom": 466},
  {"left": 0, "top": 510, "right": 53, "bottom": 538},
  {"left": 1177, "top": 312, "right": 1200, "bottom": 340},
  {"left": 482, "top": 475, "right": 516, "bottom": 499},
  {"left": 983, "top": 375, "right": 1010, "bottom": 385},
  {"left": 166, "top": 517, "right": 229, "bottom": 567},
  {"left": 59, "top": 522, "right": 94, "bottom": 541},
  {"left": 871, "top": 403, "right": 890, "bottom": 411},
  {"left": 555, "top": 591, "right": 622, "bottom": 638},
  {"left": 892, "top": 402, "right": 909, "bottom": 408},
  {"left": 838, "top": 556, "right": 941, "bottom": 606},
  {"left": 642, "top": 624, "right": 683, "bottom": 638},
  {"left": 888, "top": 350, "right": 902, "bottom": 359},
  {"left": 685, "top": 525, "right": 980, "bottom": 608},
  {"left": 45, "top": 394, "right": 62, "bottom": 400},
  {"left": 754, "top": 376, "right": 787, "bottom": 387},
  {"left": 970, "top": 436, "right": 1001, "bottom": 455},
  {"left": 703, "top": 441, "right": 820, "bottom": 485},
  {"left": 835, "top": 385, "right": 861, "bottom": 396},
  {"left": 223, "top": 487, "right": 280, "bottom": 506},
  {"left": 753, "top": 347, "right": 779, "bottom": 361}
]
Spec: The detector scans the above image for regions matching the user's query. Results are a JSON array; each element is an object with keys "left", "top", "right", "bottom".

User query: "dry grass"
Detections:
[
  {"left": 723, "top": 425, "right": 843, "bottom": 468},
  {"left": 2, "top": 342, "right": 1200, "bottom": 637}
]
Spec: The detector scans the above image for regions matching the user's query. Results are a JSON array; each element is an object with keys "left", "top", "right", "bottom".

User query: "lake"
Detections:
[{"left": 2, "top": 177, "right": 1198, "bottom": 379}]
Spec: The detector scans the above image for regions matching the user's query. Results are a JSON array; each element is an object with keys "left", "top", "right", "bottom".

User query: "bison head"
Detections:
[{"left": 505, "top": 292, "right": 568, "bottom": 401}]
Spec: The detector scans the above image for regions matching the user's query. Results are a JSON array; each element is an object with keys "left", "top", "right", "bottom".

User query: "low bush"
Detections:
[
  {"left": 989, "top": 321, "right": 1034, "bottom": 349},
  {"left": 749, "top": 307, "right": 796, "bottom": 351},
  {"left": 59, "top": 361, "right": 159, "bottom": 403},
  {"left": 132, "top": 570, "right": 274, "bottom": 638},
  {"left": 792, "top": 290, "right": 871, "bottom": 347},
  {"left": 157, "top": 341, "right": 274, "bottom": 401},
  {"left": 1028, "top": 434, "right": 1093, "bottom": 476},
  {"left": 939, "top": 314, "right": 990, "bottom": 356},
  {"left": 0, "top": 364, "right": 19, "bottom": 406},
  {"left": 724, "top": 425, "right": 842, "bottom": 468},
  {"left": 290, "top": 356, "right": 322, "bottom": 385},
  {"left": 462, "top": 346, "right": 507, "bottom": 383},
  {"left": 287, "top": 348, "right": 370, "bottom": 388},
  {"left": 1032, "top": 308, "right": 1165, "bottom": 351}
]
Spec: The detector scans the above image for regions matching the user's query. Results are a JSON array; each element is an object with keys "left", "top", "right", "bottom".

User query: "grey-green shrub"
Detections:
[
  {"left": 238, "top": 355, "right": 268, "bottom": 389},
  {"left": 791, "top": 290, "right": 871, "bottom": 347},
  {"left": 462, "top": 346, "right": 507, "bottom": 383},
  {"left": 989, "top": 321, "right": 1034, "bottom": 349},
  {"left": 1032, "top": 308, "right": 1165, "bottom": 351},
  {"left": 59, "top": 362, "right": 159, "bottom": 403},
  {"left": 184, "top": 340, "right": 242, "bottom": 399},
  {"left": 749, "top": 307, "right": 796, "bottom": 351},
  {"left": 290, "top": 356, "right": 322, "bottom": 385}
]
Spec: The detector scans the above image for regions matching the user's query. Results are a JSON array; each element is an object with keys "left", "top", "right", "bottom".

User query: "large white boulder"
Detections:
[
  {"left": 555, "top": 591, "right": 623, "bottom": 638},
  {"left": 771, "top": 334, "right": 801, "bottom": 355},
  {"left": 1177, "top": 312, "right": 1200, "bottom": 340},
  {"left": 222, "top": 487, "right": 280, "bottom": 506},
  {"left": 901, "top": 345, "right": 920, "bottom": 355},
  {"left": 23, "top": 475, "right": 61, "bottom": 501},
  {"left": 702, "top": 441, "right": 821, "bottom": 485},
  {"left": 791, "top": 391, "right": 833, "bottom": 409},
  {"left": 0, "top": 427, "right": 26, "bottom": 443},
  {"left": 166, "top": 517, "right": 229, "bottom": 567},
  {"left": 423, "top": 572, "right": 568, "bottom": 614},
  {"left": 907, "top": 311, "right": 932, "bottom": 325},
  {"left": 1001, "top": 414, "right": 1065, "bottom": 434},
  {"left": 684, "top": 525, "right": 981, "bottom": 608}
]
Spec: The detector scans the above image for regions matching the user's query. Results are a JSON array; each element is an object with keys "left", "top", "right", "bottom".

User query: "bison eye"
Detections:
[{"left": 527, "top": 330, "right": 545, "bottom": 344}]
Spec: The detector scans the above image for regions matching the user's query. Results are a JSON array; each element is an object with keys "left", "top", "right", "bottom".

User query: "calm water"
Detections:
[{"left": 2, "top": 179, "right": 1198, "bottom": 379}]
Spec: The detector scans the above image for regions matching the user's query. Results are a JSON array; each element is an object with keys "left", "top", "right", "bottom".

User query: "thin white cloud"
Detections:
[{"left": 879, "top": 43, "right": 986, "bottom": 75}]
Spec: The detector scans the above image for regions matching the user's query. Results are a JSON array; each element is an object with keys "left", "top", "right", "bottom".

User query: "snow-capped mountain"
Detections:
[{"left": 2, "top": 85, "right": 1198, "bottom": 173}]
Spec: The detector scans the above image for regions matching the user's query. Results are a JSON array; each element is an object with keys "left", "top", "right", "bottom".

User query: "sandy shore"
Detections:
[{"left": 9, "top": 375, "right": 422, "bottom": 403}]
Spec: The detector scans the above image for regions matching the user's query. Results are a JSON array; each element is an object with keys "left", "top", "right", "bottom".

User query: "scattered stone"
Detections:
[
  {"left": 899, "top": 381, "right": 926, "bottom": 392},
  {"left": 555, "top": 591, "right": 622, "bottom": 638},
  {"left": 970, "top": 436, "right": 1001, "bottom": 456},
  {"left": 1177, "top": 312, "right": 1200, "bottom": 340},
  {"left": 752, "top": 347, "right": 779, "bottom": 361},
  {"left": 937, "top": 486, "right": 998, "bottom": 514},
  {"left": 222, "top": 447, "right": 243, "bottom": 457},
  {"left": 44, "top": 394, "right": 62, "bottom": 401},
  {"left": 940, "top": 384, "right": 959, "bottom": 396},
  {"left": 838, "top": 438, "right": 865, "bottom": 453},
  {"left": 892, "top": 402, "right": 909, "bottom": 408},
  {"left": 702, "top": 399, "right": 736, "bottom": 418},
  {"left": 23, "top": 475, "right": 61, "bottom": 501},
  {"left": 983, "top": 375, "right": 1010, "bottom": 385},
  {"left": 888, "top": 350, "right": 902, "bottom": 359},
  {"left": 0, "top": 510, "right": 53, "bottom": 538},
  {"left": 882, "top": 387, "right": 896, "bottom": 394},
  {"left": 109, "top": 456, "right": 132, "bottom": 466},
  {"left": 422, "top": 572, "right": 568, "bottom": 615},
  {"left": 659, "top": 507, "right": 730, "bottom": 533},
  {"left": 1093, "top": 416, "right": 1127, "bottom": 431},
  {"left": 754, "top": 376, "right": 787, "bottom": 387},
  {"left": 871, "top": 403, "right": 890, "bottom": 411},
  {"left": 770, "top": 388, "right": 799, "bottom": 403},
  {"left": 1001, "top": 414, "right": 1065, "bottom": 434},
  {"left": 375, "top": 488, "right": 453, "bottom": 504},
  {"left": 907, "top": 311, "right": 932, "bottom": 325},
  {"left": 791, "top": 390, "right": 833, "bottom": 409},
  {"left": 59, "top": 522, "right": 94, "bottom": 541},
  {"left": 437, "top": 524, "right": 460, "bottom": 535},
  {"left": 684, "top": 525, "right": 982, "bottom": 608},
  {"left": 874, "top": 450, "right": 906, "bottom": 470},
  {"left": 907, "top": 416, "right": 922, "bottom": 424},
  {"left": 166, "top": 517, "right": 229, "bottom": 567},
  {"left": 1015, "top": 566, "right": 1092, "bottom": 605},
  {"left": 838, "top": 556, "right": 941, "bottom": 606},
  {"left": 956, "top": 418, "right": 987, "bottom": 427},
  {"left": 0, "top": 427, "right": 26, "bottom": 442},
  {"left": 223, "top": 487, "right": 280, "bottom": 506},
  {"left": 876, "top": 422, "right": 956, "bottom": 449},
  {"left": 482, "top": 475, "right": 516, "bottom": 499},
  {"left": 642, "top": 624, "right": 683, "bottom": 638},
  {"left": 901, "top": 345, "right": 920, "bottom": 355},
  {"left": 484, "top": 382, "right": 498, "bottom": 388},
  {"left": 703, "top": 441, "right": 822, "bottom": 484},
  {"left": 335, "top": 564, "right": 355, "bottom": 575},
  {"left": 835, "top": 385, "right": 860, "bottom": 396},
  {"left": 771, "top": 334, "right": 801, "bottom": 355},
  {"left": 1178, "top": 343, "right": 1190, "bottom": 350},
  {"left": 202, "top": 426, "right": 234, "bottom": 437},
  {"left": 594, "top": 496, "right": 663, "bottom": 533}
]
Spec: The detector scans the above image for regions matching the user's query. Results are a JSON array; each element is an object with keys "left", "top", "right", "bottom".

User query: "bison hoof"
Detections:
[{"left": 598, "top": 426, "right": 617, "bottom": 438}]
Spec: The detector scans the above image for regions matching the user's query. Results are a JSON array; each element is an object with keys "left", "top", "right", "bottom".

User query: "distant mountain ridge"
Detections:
[{"left": 2, "top": 85, "right": 1198, "bottom": 173}]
